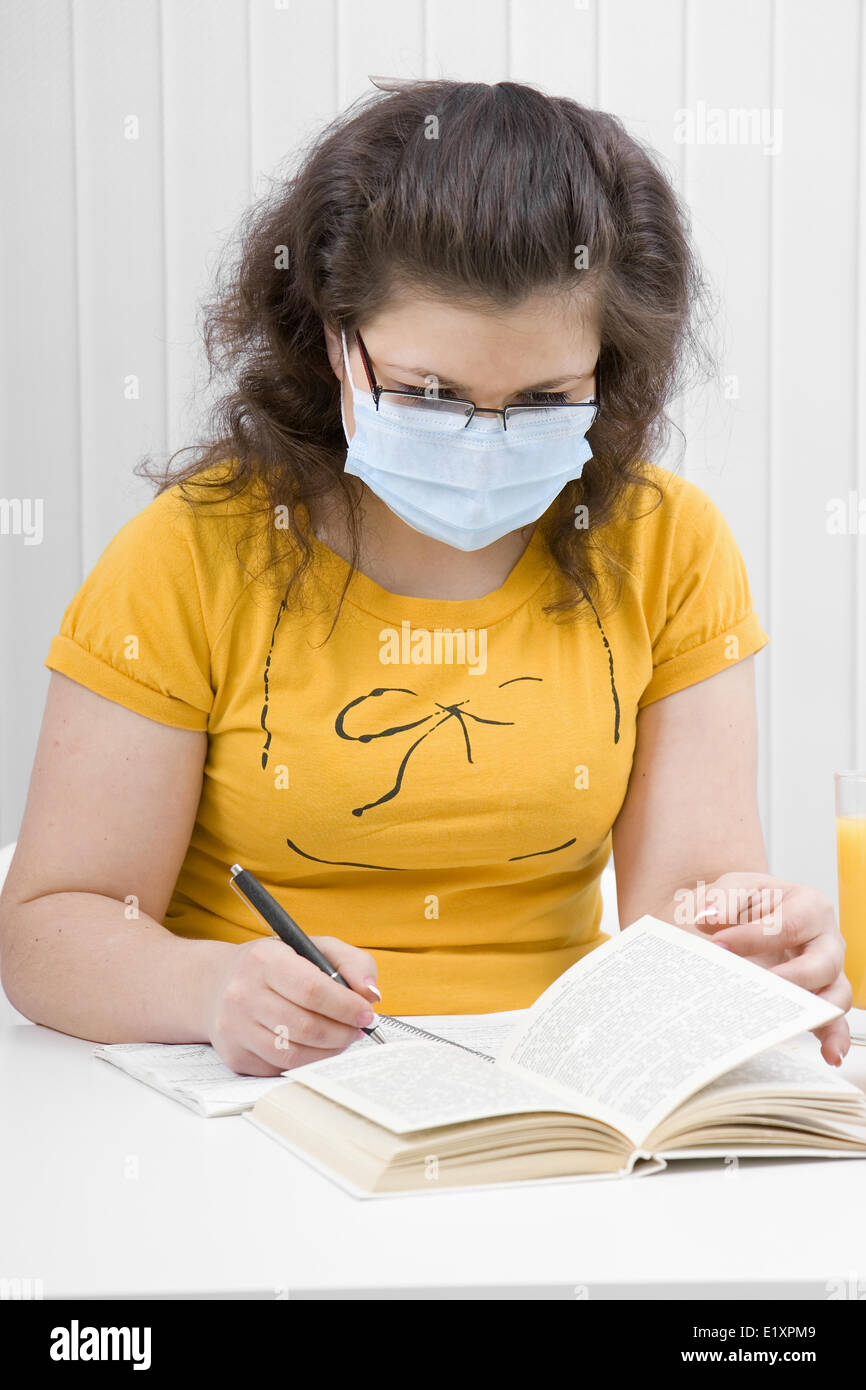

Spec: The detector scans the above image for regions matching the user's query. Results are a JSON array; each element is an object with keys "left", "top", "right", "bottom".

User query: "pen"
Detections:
[{"left": 228, "top": 864, "right": 387, "bottom": 1044}]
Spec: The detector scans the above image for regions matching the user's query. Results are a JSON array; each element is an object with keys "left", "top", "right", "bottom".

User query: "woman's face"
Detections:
[{"left": 324, "top": 289, "right": 601, "bottom": 442}]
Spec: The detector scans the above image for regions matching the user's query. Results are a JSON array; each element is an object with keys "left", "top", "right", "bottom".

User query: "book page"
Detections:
[
  {"left": 656, "top": 1035, "right": 866, "bottom": 1153},
  {"left": 279, "top": 1038, "right": 596, "bottom": 1135},
  {"left": 680, "top": 1034, "right": 866, "bottom": 1102},
  {"left": 348, "top": 1008, "right": 528, "bottom": 1060},
  {"left": 92, "top": 1010, "right": 530, "bottom": 1117},
  {"left": 495, "top": 916, "right": 843, "bottom": 1147}
]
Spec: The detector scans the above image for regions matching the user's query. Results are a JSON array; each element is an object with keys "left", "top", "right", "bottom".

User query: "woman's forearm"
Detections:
[{"left": 0, "top": 890, "right": 237, "bottom": 1043}]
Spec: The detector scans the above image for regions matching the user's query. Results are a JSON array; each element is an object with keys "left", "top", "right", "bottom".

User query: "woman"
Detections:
[{"left": 0, "top": 79, "right": 851, "bottom": 1076}]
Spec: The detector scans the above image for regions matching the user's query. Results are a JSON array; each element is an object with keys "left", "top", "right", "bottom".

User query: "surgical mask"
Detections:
[{"left": 338, "top": 327, "right": 596, "bottom": 552}]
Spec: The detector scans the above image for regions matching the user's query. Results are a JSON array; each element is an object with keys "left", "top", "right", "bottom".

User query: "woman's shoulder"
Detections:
[
  {"left": 594, "top": 459, "right": 766, "bottom": 681},
  {"left": 598, "top": 460, "right": 741, "bottom": 573},
  {"left": 138, "top": 459, "right": 270, "bottom": 536},
  {"left": 44, "top": 463, "right": 259, "bottom": 728},
  {"left": 45, "top": 460, "right": 308, "bottom": 730},
  {"left": 609, "top": 460, "right": 717, "bottom": 528},
  {"left": 113, "top": 460, "right": 279, "bottom": 581},
  {"left": 65, "top": 460, "right": 281, "bottom": 649}
]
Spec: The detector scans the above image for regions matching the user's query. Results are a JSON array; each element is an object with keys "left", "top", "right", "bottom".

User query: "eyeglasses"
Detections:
[{"left": 351, "top": 328, "right": 601, "bottom": 434}]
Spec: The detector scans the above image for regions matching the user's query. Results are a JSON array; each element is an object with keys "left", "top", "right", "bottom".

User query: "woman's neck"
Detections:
[{"left": 307, "top": 483, "right": 537, "bottom": 601}]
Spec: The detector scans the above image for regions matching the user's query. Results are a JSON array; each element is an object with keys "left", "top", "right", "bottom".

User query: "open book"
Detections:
[{"left": 243, "top": 916, "right": 866, "bottom": 1197}]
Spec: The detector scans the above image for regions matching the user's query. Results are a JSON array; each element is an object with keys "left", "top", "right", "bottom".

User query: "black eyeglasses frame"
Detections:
[{"left": 350, "top": 328, "right": 601, "bottom": 432}]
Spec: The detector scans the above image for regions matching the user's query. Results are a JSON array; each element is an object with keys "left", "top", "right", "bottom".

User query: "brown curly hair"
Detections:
[{"left": 138, "top": 77, "right": 716, "bottom": 633}]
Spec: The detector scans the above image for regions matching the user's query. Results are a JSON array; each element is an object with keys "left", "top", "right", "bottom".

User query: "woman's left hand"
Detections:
[{"left": 693, "top": 872, "right": 852, "bottom": 1067}]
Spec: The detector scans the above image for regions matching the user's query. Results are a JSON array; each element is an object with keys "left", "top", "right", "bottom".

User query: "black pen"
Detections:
[{"left": 228, "top": 864, "right": 387, "bottom": 1044}]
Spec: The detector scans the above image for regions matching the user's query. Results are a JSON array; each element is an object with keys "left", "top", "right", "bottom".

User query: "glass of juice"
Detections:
[{"left": 835, "top": 772, "right": 866, "bottom": 1044}]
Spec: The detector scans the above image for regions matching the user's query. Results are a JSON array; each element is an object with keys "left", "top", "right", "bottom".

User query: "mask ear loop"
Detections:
[
  {"left": 340, "top": 326, "right": 357, "bottom": 391},
  {"left": 338, "top": 326, "right": 356, "bottom": 444}
]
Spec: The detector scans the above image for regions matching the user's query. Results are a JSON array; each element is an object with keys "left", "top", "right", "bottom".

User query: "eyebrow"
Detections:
[{"left": 380, "top": 361, "right": 597, "bottom": 393}]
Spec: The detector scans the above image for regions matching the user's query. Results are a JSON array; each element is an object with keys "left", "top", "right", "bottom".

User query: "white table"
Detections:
[{"left": 3, "top": 975, "right": 866, "bottom": 1299}]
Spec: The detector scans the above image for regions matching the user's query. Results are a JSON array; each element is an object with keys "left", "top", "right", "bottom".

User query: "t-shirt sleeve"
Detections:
[
  {"left": 44, "top": 488, "right": 214, "bottom": 729},
  {"left": 637, "top": 474, "right": 769, "bottom": 709}
]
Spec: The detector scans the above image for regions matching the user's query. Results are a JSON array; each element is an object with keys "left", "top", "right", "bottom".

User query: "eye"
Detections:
[
  {"left": 394, "top": 382, "right": 458, "bottom": 399},
  {"left": 522, "top": 390, "right": 571, "bottom": 405},
  {"left": 393, "top": 383, "right": 578, "bottom": 405}
]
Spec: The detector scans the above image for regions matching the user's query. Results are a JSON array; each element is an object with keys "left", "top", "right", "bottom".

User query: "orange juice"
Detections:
[{"left": 836, "top": 815, "right": 866, "bottom": 1008}]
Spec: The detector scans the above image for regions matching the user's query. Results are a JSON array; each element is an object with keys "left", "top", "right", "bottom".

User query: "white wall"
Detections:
[{"left": 1, "top": 0, "right": 863, "bottom": 909}]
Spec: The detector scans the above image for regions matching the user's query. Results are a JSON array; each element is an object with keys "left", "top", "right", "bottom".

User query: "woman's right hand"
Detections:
[{"left": 204, "top": 935, "right": 381, "bottom": 1075}]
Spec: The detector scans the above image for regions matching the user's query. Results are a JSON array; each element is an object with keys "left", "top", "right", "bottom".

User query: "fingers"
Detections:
[
  {"left": 709, "top": 896, "right": 845, "bottom": 992},
  {"left": 251, "top": 941, "right": 378, "bottom": 1072},
  {"left": 256, "top": 941, "right": 376, "bottom": 1028},
  {"left": 212, "top": 996, "right": 364, "bottom": 1075},
  {"left": 250, "top": 1018, "right": 357, "bottom": 1073},
  {"left": 808, "top": 980, "right": 853, "bottom": 1064},
  {"left": 692, "top": 878, "right": 853, "bottom": 1070},
  {"left": 767, "top": 937, "right": 849, "bottom": 995},
  {"left": 207, "top": 935, "right": 382, "bottom": 1076},
  {"left": 257, "top": 983, "right": 364, "bottom": 1056},
  {"left": 712, "top": 919, "right": 845, "bottom": 994},
  {"left": 812, "top": 1018, "right": 851, "bottom": 1065},
  {"left": 313, "top": 935, "right": 382, "bottom": 1004},
  {"left": 233, "top": 1021, "right": 354, "bottom": 1075},
  {"left": 693, "top": 874, "right": 782, "bottom": 926},
  {"left": 214, "top": 1038, "right": 286, "bottom": 1077}
]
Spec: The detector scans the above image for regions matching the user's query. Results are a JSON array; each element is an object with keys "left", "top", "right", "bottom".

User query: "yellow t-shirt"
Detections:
[{"left": 44, "top": 462, "right": 768, "bottom": 1014}]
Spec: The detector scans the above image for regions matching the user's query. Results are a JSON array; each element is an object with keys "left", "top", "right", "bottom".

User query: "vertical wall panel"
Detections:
[
  {"left": 598, "top": 0, "right": 689, "bottom": 561},
  {"left": 162, "top": 0, "right": 251, "bottom": 459},
  {"left": 769, "top": 0, "right": 860, "bottom": 899},
  {"left": 857, "top": 0, "right": 866, "bottom": 776},
  {"left": 599, "top": 0, "right": 683, "bottom": 162},
  {"left": 512, "top": 0, "right": 595, "bottom": 99},
  {"left": 679, "top": 0, "right": 774, "bottom": 858},
  {"left": 428, "top": 0, "right": 508, "bottom": 84},
  {"left": 73, "top": 0, "right": 166, "bottom": 536},
  {"left": 336, "top": 0, "right": 425, "bottom": 106},
  {"left": 0, "top": 0, "right": 80, "bottom": 842},
  {"left": 603, "top": 0, "right": 688, "bottom": 464},
  {"left": 249, "top": 0, "right": 338, "bottom": 193}
]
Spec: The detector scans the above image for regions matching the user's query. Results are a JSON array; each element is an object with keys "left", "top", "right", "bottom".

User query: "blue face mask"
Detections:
[{"left": 338, "top": 327, "right": 596, "bottom": 552}]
